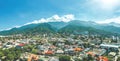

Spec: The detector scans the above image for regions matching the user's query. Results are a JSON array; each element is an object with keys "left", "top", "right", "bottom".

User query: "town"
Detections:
[
  {"left": 0, "top": 33, "right": 120, "bottom": 61},
  {"left": 1, "top": 0, "right": 120, "bottom": 61}
]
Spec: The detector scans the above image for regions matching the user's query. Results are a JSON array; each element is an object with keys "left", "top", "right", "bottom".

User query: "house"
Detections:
[
  {"left": 108, "top": 52, "right": 116, "bottom": 56},
  {"left": 37, "top": 45, "right": 45, "bottom": 51},
  {"left": 74, "top": 47, "right": 83, "bottom": 52},
  {"left": 84, "top": 48, "right": 90, "bottom": 52},
  {"left": 3, "top": 42, "right": 14, "bottom": 48},
  {"left": 100, "top": 44, "right": 120, "bottom": 48},
  {"left": 18, "top": 43, "right": 25, "bottom": 46},
  {"left": 99, "top": 56, "right": 108, "bottom": 61},
  {"left": 56, "top": 40, "right": 65, "bottom": 47},
  {"left": 15, "top": 43, "right": 25, "bottom": 49},
  {"left": 86, "top": 48, "right": 106, "bottom": 56},
  {"left": 64, "top": 48, "right": 75, "bottom": 55},
  {"left": 100, "top": 44, "right": 120, "bottom": 52},
  {"left": 45, "top": 50, "right": 54, "bottom": 55},
  {"left": 0, "top": 41, "right": 2, "bottom": 48},
  {"left": 55, "top": 49, "right": 64, "bottom": 54},
  {"left": 27, "top": 54, "right": 39, "bottom": 61},
  {"left": 49, "top": 57, "right": 59, "bottom": 61},
  {"left": 86, "top": 52, "right": 95, "bottom": 56},
  {"left": 49, "top": 45, "right": 56, "bottom": 49}
]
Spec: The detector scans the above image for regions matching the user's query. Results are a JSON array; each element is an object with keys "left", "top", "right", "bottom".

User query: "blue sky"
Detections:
[{"left": 0, "top": 0, "right": 120, "bottom": 30}]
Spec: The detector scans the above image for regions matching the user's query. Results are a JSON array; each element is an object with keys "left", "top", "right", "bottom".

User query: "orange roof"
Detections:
[
  {"left": 74, "top": 48, "right": 83, "bottom": 51},
  {"left": 28, "top": 54, "right": 39, "bottom": 61},
  {"left": 50, "top": 45, "right": 56, "bottom": 48},
  {"left": 32, "top": 54, "right": 39, "bottom": 60},
  {"left": 99, "top": 56, "right": 108, "bottom": 61},
  {"left": 86, "top": 52, "right": 95, "bottom": 56},
  {"left": 45, "top": 50, "right": 53, "bottom": 55}
]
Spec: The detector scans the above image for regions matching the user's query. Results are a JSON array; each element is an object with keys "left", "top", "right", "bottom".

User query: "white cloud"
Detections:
[
  {"left": 82, "top": 0, "right": 120, "bottom": 20},
  {"left": 14, "top": 26, "right": 21, "bottom": 28},
  {"left": 89, "top": 0, "right": 120, "bottom": 11},
  {"left": 2, "top": 14, "right": 75, "bottom": 31},
  {"left": 96, "top": 17, "right": 120, "bottom": 24},
  {"left": 98, "top": 0, "right": 119, "bottom": 10},
  {"left": 1, "top": 14, "right": 75, "bottom": 30},
  {"left": 3, "top": 25, "right": 21, "bottom": 31},
  {"left": 25, "top": 14, "right": 75, "bottom": 25},
  {"left": 3, "top": 28, "right": 12, "bottom": 31}
]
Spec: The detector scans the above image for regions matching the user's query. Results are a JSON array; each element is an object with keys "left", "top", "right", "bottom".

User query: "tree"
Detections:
[
  {"left": 31, "top": 49, "right": 38, "bottom": 54},
  {"left": 117, "top": 57, "right": 120, "bottom": 61},
  {"left": 74, "top": 57, "right": 82, "bottom": 61},
  {"left": 7, "top": 54, "right": 14, "bottom": 61},
  {"left": 59, "top": 55, "right": 71, "bottom": 61},
  {"left": 0, "top": 51, "right": 4, "bottom": 59},
  {"left": 82, "top": 57, "right": 88, "bottom": 61},
  {"left": 87, "top": 54, "right": 94, "bottom": 61},
  {"left": 3, "top": 49, "right": 10, "bottom": 56}
]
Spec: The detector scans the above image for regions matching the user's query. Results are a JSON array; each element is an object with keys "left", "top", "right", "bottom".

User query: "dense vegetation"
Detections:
[
  {"left": 0, "top": 23, "right": 55, "bottom": 35},
  {"left": 59, "top": 55, "right": 71, "bottom": 61},
  {"left": 0, "top": 21, "right": 120, "bottom": 36},
  {"left": 0, "top": 44, "right": 37, "bottom": 61}
]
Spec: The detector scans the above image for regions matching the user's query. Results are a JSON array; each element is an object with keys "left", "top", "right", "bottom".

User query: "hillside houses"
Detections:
[{"left": 0, "top": 34, "right": 120, "bottom": 61}]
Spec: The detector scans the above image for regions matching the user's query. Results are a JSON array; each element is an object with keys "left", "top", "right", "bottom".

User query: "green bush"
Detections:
[{"left": 59, "top": 55, "right": 71, "bottom": 61}]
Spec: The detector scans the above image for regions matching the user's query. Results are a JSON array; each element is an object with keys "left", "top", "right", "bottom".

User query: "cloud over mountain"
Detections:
[
  {"left": 96, "top": 16, "right": 120, "bottom": 24},
  {"left": 25, "top": 14, "right": 75, "bottom": 25},
  {"left": 2, "top": 14, "right": 75, "bottom": 31}
]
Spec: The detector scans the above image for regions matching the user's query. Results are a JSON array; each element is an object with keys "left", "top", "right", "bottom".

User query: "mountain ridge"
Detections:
[{"left": 0, "top": 20, "right": 120, "bottom": 36}]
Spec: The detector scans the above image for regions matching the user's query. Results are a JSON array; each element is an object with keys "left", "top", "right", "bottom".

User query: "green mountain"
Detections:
[
  {"left": 0, "top": 23, "right": 55, "bottom": 35},
  {"left": 48, "top": 21, "right": 68, "bottom": 30},
  {"left": 58, "top": 24, "right": 115, "bottom": 36},
  {"left": 67, "top": 20, "right": 120, "bottom": 34},
  {"left": 0, "top": 20, "right": 120, "bottom": 36}
]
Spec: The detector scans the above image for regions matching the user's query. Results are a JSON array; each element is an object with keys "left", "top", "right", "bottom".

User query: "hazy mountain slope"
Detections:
[
  {"left": 58, "top": 24, "right": 115, "bottom": 35},
  {"left": 0, "top": 20, "right": 120, "bottom": 35},
  {"left": 68, "top": 20, "right": 120, "bottom": 34},
  {"left": 0, "top": 23, "right": 55, "bottom": 35},
  {"left": 48, "top": 21, "right": 68, "bottom": 30}
]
